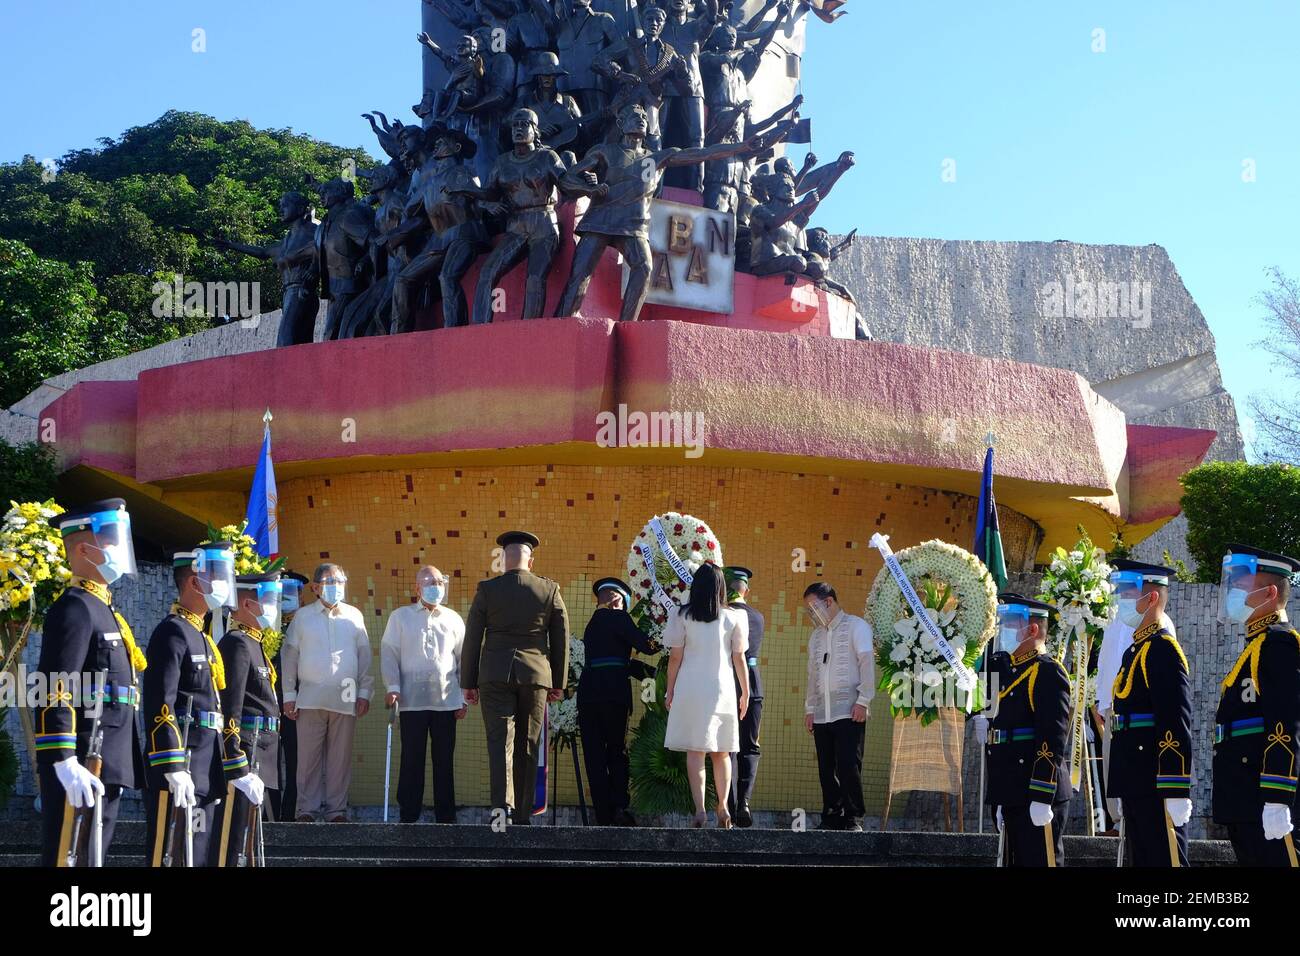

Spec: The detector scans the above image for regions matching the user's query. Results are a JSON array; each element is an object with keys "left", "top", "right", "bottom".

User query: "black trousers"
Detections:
[
  {"left": 397, "top": 709, "right": 458, "bottom": 823},
  {"left": 577, "top": 698, "right": 631, "bottom": 825},
  {"left": 813, "top": 717, "right": 865, "bottom": 820},
  {"left": 1227, "top": 822, "right": 1297, "bottom": 867},
  {"left": 142, "top": 788, "right": 218, "bottom": 867},
  {"left": 270, "top": 714, "right": 298, "bottom": 821},
  {"left": 729, "top": 697, "right": 764, "bottom": 813},
  {"left": 1002, "top": 801, "right": 1070, "bottom": 867},
  {"left": 38, "top": 766, "right": 124, "bottom": 867},
  {"left": 1122, "top": 795, "right": 1189, "bottom": 867}
]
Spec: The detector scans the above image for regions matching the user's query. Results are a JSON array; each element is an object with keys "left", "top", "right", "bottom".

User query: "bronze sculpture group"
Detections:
[{"left": 215, "top": 0, "right": 862, "bottom": 345}]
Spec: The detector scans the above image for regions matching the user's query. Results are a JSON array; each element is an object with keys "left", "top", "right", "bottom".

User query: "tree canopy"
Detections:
[{"left": 0, "top": 110, "right": 374, "bottom": 408}]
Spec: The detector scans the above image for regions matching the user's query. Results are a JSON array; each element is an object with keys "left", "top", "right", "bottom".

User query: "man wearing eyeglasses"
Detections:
[{"left": 282, "top": 563, "right": 373, "bottom": 823}]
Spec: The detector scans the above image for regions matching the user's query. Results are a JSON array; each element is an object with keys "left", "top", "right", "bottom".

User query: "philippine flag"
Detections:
[{"left": 245, "top": 411, "right": 279, "bottom": 558}]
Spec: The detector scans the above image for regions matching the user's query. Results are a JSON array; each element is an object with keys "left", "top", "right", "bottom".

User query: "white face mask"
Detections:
[
  {"left": 281, "top": 591, "right": 300, "bottom": 613},
  {"left": 320, "top": 583, "right": 345, "bottom": 606},
  {"left": 998, "top": 625, "right": 1022, "bottom": 655},
  {"left": 256, "top": 601, "right": 279, "bottom": 630},
  {"left": 421, "top": 583, "right": 446, "bottom": 606},
  {"left": 1117, "top": 597, "right": 1144, "bottom": 628},
  {"left": 91, "top": 543, "right": 131, "bottom": 585},
  {"left": 1224, "top": 588, "right": 1253, "bottom": 623},
  {"left": 203, "top": 579, "right": 232, "bottom": 611}
]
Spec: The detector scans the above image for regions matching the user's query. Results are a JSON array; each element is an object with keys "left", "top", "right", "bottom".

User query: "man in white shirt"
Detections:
[
  {"left": 382, "top": 564, "right": 467, "bottom": 823},
  {"left": 803, "top": 582, "right": 875, "bottom": 831},
  {"left": 282, "top": 563, "right": 373, "bottom": 822}
]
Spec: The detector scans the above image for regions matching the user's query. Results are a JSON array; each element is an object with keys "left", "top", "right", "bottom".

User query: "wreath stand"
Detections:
[
  {"left": 880, "top": 707, "right": 964, "bottom": 832},
  {"left": 549, "top": 734, "right": 589, "bottom": 826},
  {"left": 1, "top": 619, "right": 41, "bottom": 801}
]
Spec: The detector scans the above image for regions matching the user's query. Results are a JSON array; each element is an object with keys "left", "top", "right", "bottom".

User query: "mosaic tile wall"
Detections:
[{"left": 271, "top": 462, "right": 1043, "bottom": 817}]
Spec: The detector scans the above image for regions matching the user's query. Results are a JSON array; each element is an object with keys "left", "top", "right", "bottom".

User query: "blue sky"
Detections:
[{"left": 2, "top": 1, "right": 1296, "bottom": 458}]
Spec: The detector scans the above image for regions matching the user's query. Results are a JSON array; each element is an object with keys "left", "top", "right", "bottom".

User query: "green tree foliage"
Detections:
[
  {"left": 0, "top": 111, "right": 373, "bottom": 406},
  {"left": 1180, "top": 462, "right": 1300, "bottom": 581},
  {"left": 0, "top": 440, "right": 58, "bottom": 507}
]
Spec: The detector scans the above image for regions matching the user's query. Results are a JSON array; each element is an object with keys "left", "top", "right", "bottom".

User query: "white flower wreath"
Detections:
[
  {"left": 626, "top": 512, "right": 723, "bottom": 632},
  {"left": 867, "top": 539, "right": 998, "bottom": 685}
]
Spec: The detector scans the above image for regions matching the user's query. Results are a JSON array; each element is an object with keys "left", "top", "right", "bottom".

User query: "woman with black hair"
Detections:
[{"left": 663, "top": 563, "right": 751, "bottom": 828}]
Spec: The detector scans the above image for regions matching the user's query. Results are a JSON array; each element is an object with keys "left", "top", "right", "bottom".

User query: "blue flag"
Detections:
[
  {"left": 244, "top": 417, "right": 279, "bottom": 558},
  {"left": 973, "top": 446, "right": 1007, "bottom": 592}
]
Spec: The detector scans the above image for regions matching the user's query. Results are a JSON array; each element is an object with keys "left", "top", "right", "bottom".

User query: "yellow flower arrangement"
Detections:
[{"left": 0, "top": 500, "right": 72, "bottom": 627}]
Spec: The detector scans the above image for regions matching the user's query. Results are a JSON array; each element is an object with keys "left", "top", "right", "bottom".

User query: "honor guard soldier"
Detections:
[
  {"left": 1213, "top": 544, "right": 1300, "bottom": 866},
  {"left": 210, "top": 572, "right": 282, "bottom": 865},
  {"left": 143, "top": 542, "right": 236, "bottom": 866},
  {"left": 724, "top": 566, "right": 765, "bottom": 828},
  {"left": 35, "top": 499, "right": 145, "bottom": 866},
  {"left": 270, "top": 570, "right": 307, "bottom": 821},
  {"left": 576, "top": 577, "right": 658, "bottom": 826},
  {"left": 1107, "top": 560, "right": 1193, "bottom": 866},
  {"left": 985, "top": 594, "right": 1072, "bottom": 866}
]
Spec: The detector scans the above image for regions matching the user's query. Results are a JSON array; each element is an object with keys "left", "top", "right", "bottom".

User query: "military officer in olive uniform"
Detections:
[
  {"left": 210, "top": 572, "right": 283, "bottom": 866},
  {"left": 725, "top": 566, "right": 765, "bottom": 828},
  {"left": 1213, "top": 544, "right": 1300, "bottom": 867},
  {"left": 576, "top": 576, "right": 658, "bottom": 825},
  {"left": 1107, "top": 560, "right": 1193, "bottom": 867},
  {"left": 462, "top": 531, "right": 570, "bottom": 823},
  {"left": 34, "top": 499, "right": 145, "bottom": 867},
  {"left": 142, "top": 543, "right": 237, "bottom": 866},
  {"left": 983, "top": 594, "right": 1072, "bottom": 866}
]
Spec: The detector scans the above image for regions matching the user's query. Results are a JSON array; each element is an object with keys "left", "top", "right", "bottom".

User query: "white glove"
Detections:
[
  {"left": 995, "top": 805, "right": 1004, "bottom": 833},
  {"left": 971, "top": 716, "right": 989, "bottom": 746},
  {"left": 1029, "top": 802, "right": 1053, "bottom": 828},
  {"left": 233, "top": 773, "right": 265, "bottom": 807},
  {"left": 1263, "top": 802, "right": 1293, "bottom": 841},
  {"left": 54, "top": 757, "right": 105, "bottom": 809},
  {"left": 1164, "top": 797, "right": 1192, "bottom": 828},
  {"left": 1108, "top": 797, "right": 1123, "bottom": 822},
  {"left": 164, "top": 771, "right": 197, "bottom": 810}
]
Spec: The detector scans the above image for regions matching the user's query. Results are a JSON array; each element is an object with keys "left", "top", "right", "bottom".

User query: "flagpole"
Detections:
[{"left": 976, "top": 431, "right": 998, "bottom": 836}]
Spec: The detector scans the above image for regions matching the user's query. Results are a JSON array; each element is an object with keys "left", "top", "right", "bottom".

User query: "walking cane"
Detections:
[
  {"left": 994, "top": 824, "right": 1005, "bottom": 866},
  {"left": 1116, "top": 818, "right": 1126, "bottom": 867},
  {"left": 383, "top": 700, "right": 397, "bottom": 823}
]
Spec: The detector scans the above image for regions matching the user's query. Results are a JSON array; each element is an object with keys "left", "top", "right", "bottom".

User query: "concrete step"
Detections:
[{"left": 0, "top": 820, "right": 1237, "bottom": 867}]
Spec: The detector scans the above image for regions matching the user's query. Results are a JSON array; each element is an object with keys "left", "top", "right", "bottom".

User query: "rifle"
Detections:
[
  {"left": 239, "top": 718, "right": 264, "bottom": 867},
  {"left": 162, "top": 692, "right": 196, "bottom": 867},
  {"left": 59, "top": 714, "right": 103, "bottom": 867}
]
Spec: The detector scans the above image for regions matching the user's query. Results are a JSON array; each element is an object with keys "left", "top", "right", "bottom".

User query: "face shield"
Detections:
[
  {"left": 805, "top": 598, "right": 832, "bottom": 629},
  {"left": 281, "top": 578, "right": 304, "bottom": 614},
  {"left": 72, "top": 507, "right": 137, "bottom": 582},
  {"left": 995, "top": 603, "right": 1032, "bottom": 655},
  {"left": 1219, "top": 553, "right": 1267, "bottom": 625},
  {"left": 1109, "top": 570, "right": 1147, "bottom": 628},
  {"left": 240, "top": 579, "right": 283, "bottom": 631},
  {"left": 191, "top": 545, "right": 237, "bottom": 611}
]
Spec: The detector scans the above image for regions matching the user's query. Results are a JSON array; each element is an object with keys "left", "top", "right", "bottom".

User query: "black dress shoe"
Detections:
[
  {"left": 844, "top": 818, "right": 864, "bottom": 832},
  {"left": 734, "top": 803, "right": 753, "bottom": 828},
  {"left": 815, "top": 813, "right": 844, "bottom": 831}
]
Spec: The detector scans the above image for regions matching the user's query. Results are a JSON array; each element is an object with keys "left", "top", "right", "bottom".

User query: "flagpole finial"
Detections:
[
  {"left": 263, "top": 408, "right": 273, "bottom": 426},
  {"left": 984, "top": 430, "right": 997, "bottom": 448}
]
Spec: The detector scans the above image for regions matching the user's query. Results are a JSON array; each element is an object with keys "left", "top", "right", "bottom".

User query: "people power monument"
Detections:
[{"left": 208, "top": 0, "right": 868, "bottom": 343}]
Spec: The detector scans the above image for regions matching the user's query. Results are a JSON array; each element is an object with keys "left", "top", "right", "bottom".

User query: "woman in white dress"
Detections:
[{"left": 663, "top": 563, "right": 750, "bottom": 828}]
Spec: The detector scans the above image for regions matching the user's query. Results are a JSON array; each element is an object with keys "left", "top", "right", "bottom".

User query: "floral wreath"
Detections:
[
  {"left": 867, "top": 538, "right": 997, "bottom": 722},
  {"left": 625, "top": 512, "right": 723, "bottom": 636}
]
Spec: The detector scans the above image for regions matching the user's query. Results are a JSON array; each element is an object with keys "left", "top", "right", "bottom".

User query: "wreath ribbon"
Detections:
[{"left": 648, "top": 517, "right": 695, "bottom": 587}]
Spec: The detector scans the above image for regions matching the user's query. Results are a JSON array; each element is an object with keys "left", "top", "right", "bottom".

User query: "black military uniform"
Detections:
[
  {"left": 142, "top": 597, "right": 226, "bottom": 866},
  {"left": 576, "top": 577, "right": 657, "bottom": 826},
  {"left": 1109, "top": 562, "right": 1192, "bottom": 867},
  {"left": 34, "top": 499, "right": 144, "bottom": 867},
  {"left": 270, "top": 570, "right": 307, "bottom": 821},
  {"left": 210, "top": 572, "right": 283, "bottom": 866},
  {"left": 725, "top": 566, "right": 765, "bottom": 827},
  {"left": 1212, "top": 544, "right": 1300, "bottom": 867},
  {"left": 985, "top": 595, "right": 1072, "bottom": 866}
]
